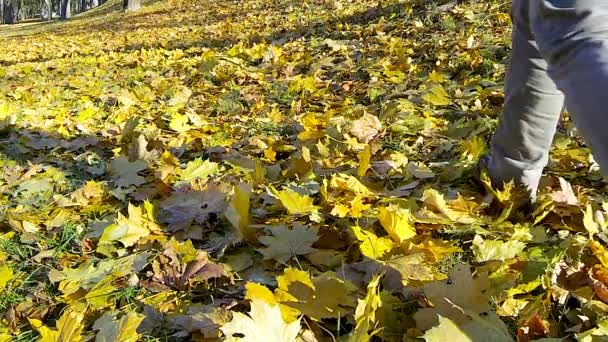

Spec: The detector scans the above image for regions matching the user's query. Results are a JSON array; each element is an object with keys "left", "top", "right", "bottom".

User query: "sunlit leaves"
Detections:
[
  {"left": 98, "top": 202, "right": 159, "bottom": 254},
  {"left": 0, "top": 0, "right": 604, "bottom": 339},
  {"left": 350, "top": 225, "right": 395, "bottom": 259},
  {"left": 0, "top": 265, "right": 13, "bottom": 291},
  {"left": 269, "top": 186, "right": 318, "bottom": 215},
  {"left": 226, "top": 183, "right": 254, "bottom": 243},
  {"left": 472, "top": 235, "right": 526, "bottom": 262},
  {"left": 378, "top": 205, "right": 416, "bottom": 243},
  {"left": 93, "top": 312, "right": 144, "bottom": 342},
  {"left": 29, "top": 309, "right": 85, "bottom": 342},
  {"left": 220, "top": 300, "right": 301, "bottom": 342},
  {"left": 179, "top": 158, "right": 219, "bottom": 183}
]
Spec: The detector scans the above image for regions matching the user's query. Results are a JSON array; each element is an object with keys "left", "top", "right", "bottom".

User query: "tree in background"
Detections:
[
  {"left": 60, "top": 0, "right": 69, "bottom": 19},
  {"left": 41, "top": 0, "right": 51, "bottom": 20},
  {"left": 3, "top": 0, "right": 15, "bottom": 24},
  {"left": 0, "top": 0, "right": 103, "bottom": 23},
  {"left": 123, "top": 0, "right": 139, "bottom": 11}
]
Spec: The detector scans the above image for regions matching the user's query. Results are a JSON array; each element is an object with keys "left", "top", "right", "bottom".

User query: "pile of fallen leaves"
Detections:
[{"left": 1, "top": 0, "right": 608, "bottom": 340}]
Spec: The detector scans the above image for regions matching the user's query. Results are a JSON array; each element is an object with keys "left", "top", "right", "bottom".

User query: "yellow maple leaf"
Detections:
[
  {"left": 30, "top": 309, "right": 85, "bottom": 342},
  {"left": 245, "top": 282, "right": 299, "bottom": 323},
  {"left": 378, "top": 205, "right": 416, "bottom": 243},
  {"left": 357, "top": 145, "right": 372, "bottom": 178},
  {"left": 350, "top": 225, "right": 396, "bottom": 260},
  {"left": 269, "top": 186, "right": 318, "bottom": 215},
  {"left": 330, "top": 173, "right": 374, "bottom": 197},
  {"left": 226, "top": 183, "right": 256, "bottom": 243},
  {"left": 275, "top": 268, "right": 357, "bottom": 321},
  {"left": 221, "top": 300, "right": 301, "bottom": 342},
  {"left": 590, "top": 240, "right": 608, "bottom": 268},
  {"left": 0, "top": 265, "right": 13, "bottom": 291}
]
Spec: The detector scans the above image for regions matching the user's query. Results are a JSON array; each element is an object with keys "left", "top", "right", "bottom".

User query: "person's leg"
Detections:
[
  {"left": 487, "top": 0, "right": 565, "bottom": 195},
  {"left": 530, "top": 0, "right": 608, "bottom": 175}
]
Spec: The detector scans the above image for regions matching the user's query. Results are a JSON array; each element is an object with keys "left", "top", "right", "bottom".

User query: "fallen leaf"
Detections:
[
  {"left": 350, "top": 112, "right": 382, "bottom": 143},
  {"left": 109, "top": 157, "right": 147, "bottom": 188},
  {"left": 30, "top": 309, "right": 85, "bottom": 342},
  {"left": 220, "top": 300, "right": 301, "bottom": 342},
  {"left": 258, "top": 223, "right": 318, "bottom": 262},
  {"left": 269, "top": 186, "right": 318, "bottom": 215},
  {"left": 93, "top": 311, "right": 145, "bottom": 342},
  {"left": 159, "top": 189, "right": 226, "bottom": 231},
  {"left": 378, "top": 205, "right": 416, "bottom": 243}
]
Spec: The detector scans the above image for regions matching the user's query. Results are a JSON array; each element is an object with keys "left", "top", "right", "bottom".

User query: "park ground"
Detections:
[{"left": 1, "top": 0, "right": 608, "bottom": 341}]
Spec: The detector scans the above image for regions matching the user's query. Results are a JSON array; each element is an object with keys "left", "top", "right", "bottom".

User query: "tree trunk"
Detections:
[
  {"left": 0, "top": 0, "right": 4, "bottom": 25},
  {"left": 3, "top": 0, "right": 14, "bottom": 24},
  {"left": 46, "top": 0, "right": 52, "bottom": 20},
  {"left": 60, "top": 0, "right": 69, "bottom": 19},
  {"left": 91, "top": 0, "right": 97, "bottom": 7},
  {"left": 123, "top": 0, "right": 139, "bottom": 11}
]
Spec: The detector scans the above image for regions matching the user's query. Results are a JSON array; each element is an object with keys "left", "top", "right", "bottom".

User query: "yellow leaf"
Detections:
[
  {"left": 423, "top": 85, "right": 450, "bottom": 106},
  {"left": 330, "top": 173, "right": 374, "bottom": 197},
  {"left": 405, "top": 238, "right": 462, "bottom": 261},
  {"left": 30, "top": 309, "right": 85, "bottom": 342},
  {"left": 590, "top": 240, "right": 608, "bottom": 268},
  {"left": 429, "top": 70, "right": 446, "bottom": 83},
  {"left": 221, "top": 300, "right": 301, "bottom": 342},
  {"left": 226, "top": 184, "right": 255, "bottom": 243},
  {"left": 269, "top": 187, "right": 318, "bottom": 215},
  {"left": 94, "top": 312, "right": 145, "bottom": 342},
  {"left": 421, "top": 189, "right": 475, "bottom": 224},
  {"left": 350, "top": 225, "right": 396, "bottom": 260},
  {"left": 378, "top": 205, "right": 416, "bottom": 243},
  {"left": 275, "top": 269, "right": 357, "bottom": 321},
  {"left": 264, "top": 147, "right": 277, "bottom": 161},
  {"left": 350, "top": 197, "right": 372, "bottom": 218},
  {"left": 98, "top": 202, "right": 156, "bottom": 254},
  {"left": 584, "top": 204, "right": 599, "bottom": 237},
  {"left": 179, "top": 158, "right": 219, "bottom": 182},
  {"left": 330, "top": 203, "right": 350, "bottom": 218},
  {"left": 245, "top": 282, "right": 299, "bottom": 323},
  {"left": 348, "top": 275, "right": 382, "bottom": 341},
  {"left": 253, "top": 159, "right": 265, "bottom": 186},
  {"left": 461, "top": 135, "right": 487, "bottom": 161},
  {"left": 277, "top": 267, "right": 314, "bottom": 291},
  {"left": 246, "top": 282, "right": 278, "bottom": 305},
  {"left": 0, "top": 265, "right": 13, "bottom": 291},
  {"left": 357, "top": 145, "right": 371, "bottom": 178}
]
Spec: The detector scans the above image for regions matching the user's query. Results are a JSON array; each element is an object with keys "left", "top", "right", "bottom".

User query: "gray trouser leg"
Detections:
[
  {"left": 530, "top": 1, "right": 608, "bottom": 174},
  {"left": 488, "top": 0, "right": 565, "bottom": 195}
]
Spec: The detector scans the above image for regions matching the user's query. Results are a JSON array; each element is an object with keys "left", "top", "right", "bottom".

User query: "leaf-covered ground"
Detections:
[{"left": 1, "top": 0, "right": 607, "bottom": 340}]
